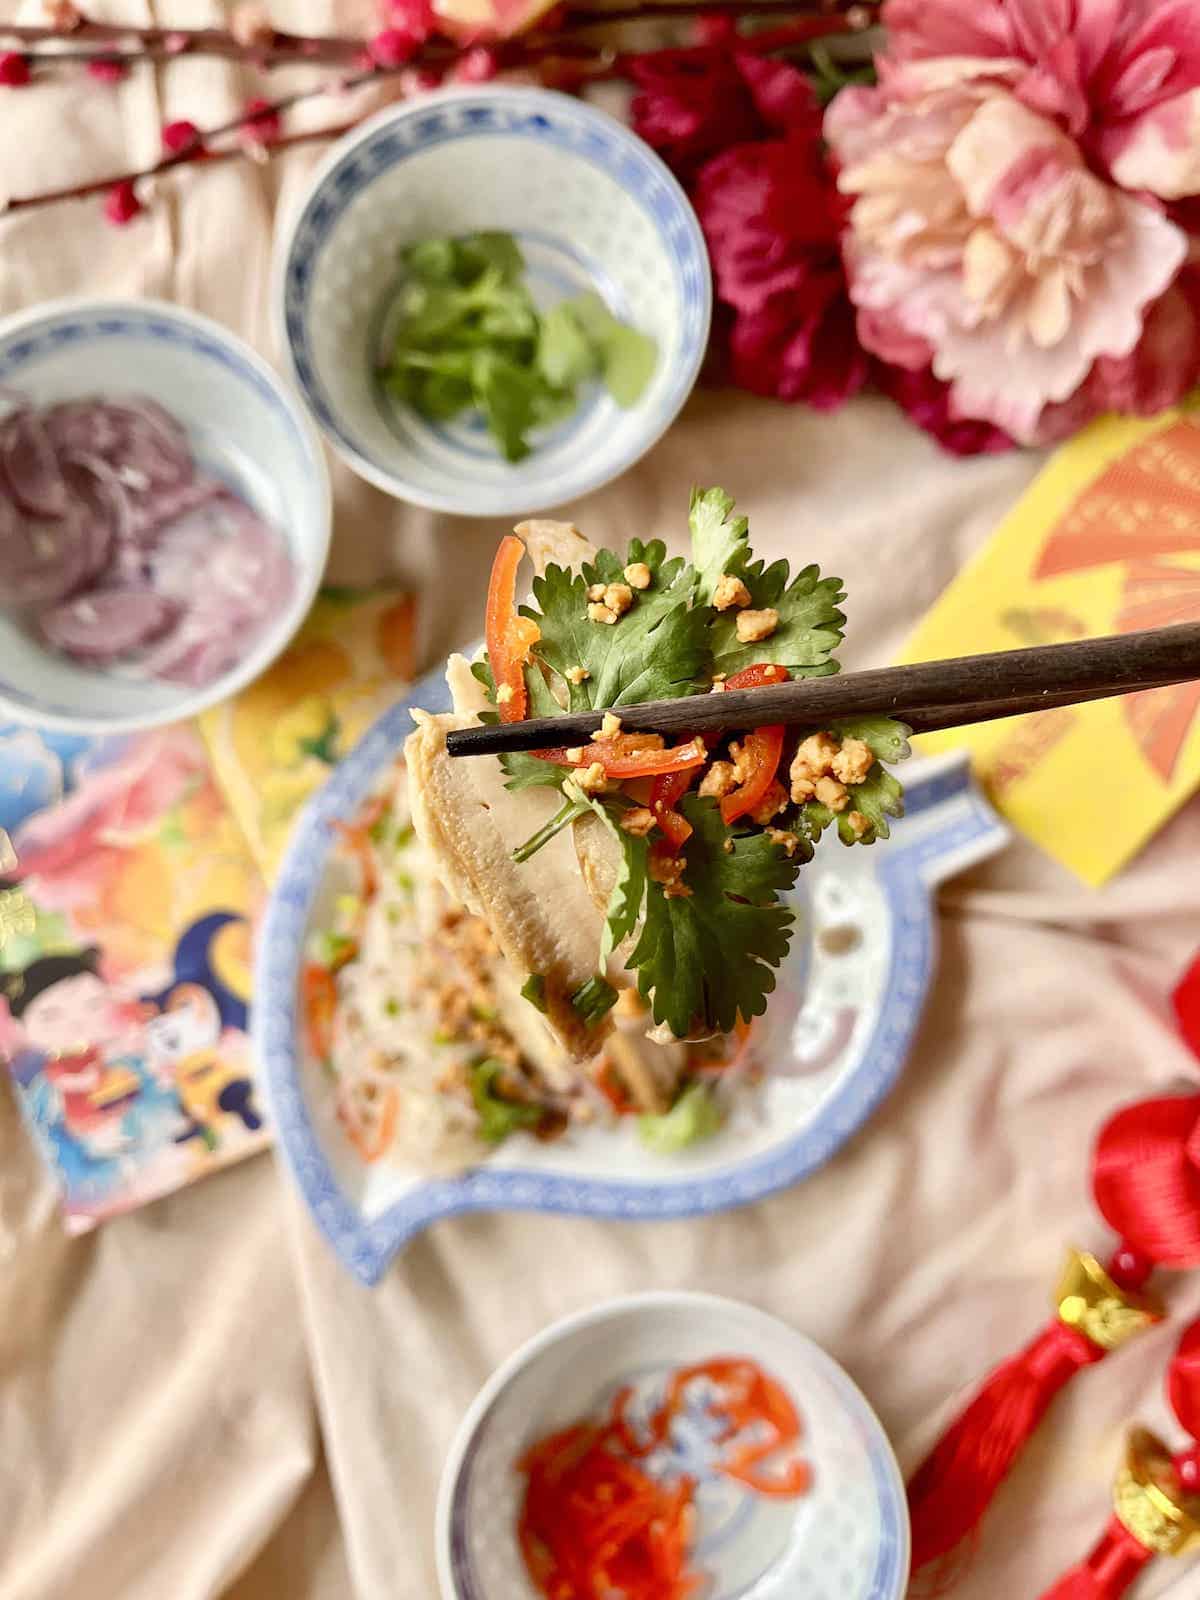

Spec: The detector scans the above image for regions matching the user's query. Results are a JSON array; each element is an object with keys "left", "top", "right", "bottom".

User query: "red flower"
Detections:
[
  {"left": 162, "top": 120, "right": 202, "bottom": 156},
  {"left": 380, "top": 0, "right": 436, "bottom": 38},
  {"left": 87, "top": 58, "right": 128, "bottom": 84},
  {"left": 876, "top": 364, "right": 1014, "bottom": 457},
  {"left": 104, "top": 180, "right": 143, "bottom": 227},
  {"left": 369, "top": 27, "right": 421, "bottom": 68},
  {"left": 629, "top": 47, "right": 818, "bottom": 184},
  {"left": 453, "top": 46, "right": 499, "bottom": 83},
  {"left": 239, "top": 97, "right": 282, "bottom": 147},
  {"left": 0, "top": 51, "right": 30, "bottom": 88}
]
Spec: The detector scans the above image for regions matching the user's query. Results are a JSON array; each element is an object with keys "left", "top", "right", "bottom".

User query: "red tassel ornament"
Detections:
[
  {"left": 1038, "top": 1318, "right": 1200, "bottom": 1598},
  {"left": 908, "top": 1090, "right": 1200, "bottom": 1575}
]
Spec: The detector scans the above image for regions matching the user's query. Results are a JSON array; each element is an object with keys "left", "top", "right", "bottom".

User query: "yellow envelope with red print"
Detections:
[
  {"left": 198, "top": 587, "right": 417, "bottom": 882},
  {"left": 901, "top": 408, "right": 1200, "bottom": 885}
]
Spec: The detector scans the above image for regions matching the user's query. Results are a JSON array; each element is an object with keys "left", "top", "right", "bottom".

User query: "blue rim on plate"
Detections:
[
  {"left": 273, "top": 87, "right": 713, "bottom": 514},
  {"left": 254, "top": 664, "right": 1007, "bottom": 1285}
]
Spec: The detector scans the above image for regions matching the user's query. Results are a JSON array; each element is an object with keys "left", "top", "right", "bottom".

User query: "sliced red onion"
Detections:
[
  {"left": 1, "top": 392, "right": 295, "bottom": 690},
  {"left": 0, "top": 407, "right": 67, "bottom": 518},
  {"left": 39, "top": 588, "right": 180, "bottom": 663}
]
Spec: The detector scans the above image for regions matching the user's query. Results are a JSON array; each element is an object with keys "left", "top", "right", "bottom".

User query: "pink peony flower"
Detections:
[
  {"left": 881, "top": 0, "right": 1200, "bottom": 199},
  {"left": 827, "top": 79, "right": 1194, "bottom": 442},
  {"left": 696, "top": 133, "right": 868, "bottom": 408}
]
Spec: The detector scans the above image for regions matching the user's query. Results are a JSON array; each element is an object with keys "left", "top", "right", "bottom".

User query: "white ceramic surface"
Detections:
[
  {"left": 436, "top": 1292, "right": 910, "bottom": 1600},
  {"left": 0, "top": 298, "right": 330, "bottom": 735},
  {"left": 254, "top": 663, "right": 1010, "bottom": 1284},
  {"left": 274, "top": 87, "right": 711, "bottom": 515}
]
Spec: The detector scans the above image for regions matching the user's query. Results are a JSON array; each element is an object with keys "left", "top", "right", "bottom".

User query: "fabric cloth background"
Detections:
[{"left": 3, "top": 5, "right": 1200, "bottom": 1597}]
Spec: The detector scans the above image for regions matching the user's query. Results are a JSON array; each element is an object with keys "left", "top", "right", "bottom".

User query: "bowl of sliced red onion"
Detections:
[{"left": 0, "top": 298, "right": 330, "bottom": 733}]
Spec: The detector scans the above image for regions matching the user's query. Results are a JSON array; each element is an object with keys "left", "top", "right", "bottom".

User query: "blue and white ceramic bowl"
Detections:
[
  {"left": 436, "top": 1291, "right": 910, "bottom": 1600},
  {"left": 0, "top": 298, "right": 330, "bottom": 735},
  {"left": 254, "top": 663, "right": 1008, "bottom": 1285},
  {"left": 274, "top": 87, "right": 712, "bottom": 516}
]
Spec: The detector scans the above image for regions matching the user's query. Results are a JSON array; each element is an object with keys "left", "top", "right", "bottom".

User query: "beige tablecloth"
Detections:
[{"left": 4, "top": 6, "right": 1200, "bottom": 1598}]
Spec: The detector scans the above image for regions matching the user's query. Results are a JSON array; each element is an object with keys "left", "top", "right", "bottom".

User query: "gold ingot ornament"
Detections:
[
  {"left": 1055, "top": 1248, "right": 1163, "bottom": 1351},
  {"left": 1113, "top": 1427, "right": 1200, "bottom": 1557}
]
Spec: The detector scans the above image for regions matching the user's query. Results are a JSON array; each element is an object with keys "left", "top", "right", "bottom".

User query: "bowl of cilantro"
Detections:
[{"left": 274, "top": 86, "right": 711, "bottom": 516}]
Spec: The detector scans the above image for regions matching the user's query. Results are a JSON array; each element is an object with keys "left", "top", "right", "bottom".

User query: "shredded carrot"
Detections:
[
  {"left": 517, "top": 1354, "right": 809, "bottom": 1600},
  {"left": 302, "top": 963, "right": 337, "bottom": 1063},
  {"left": 337, "top": 1082, "right": 399, "bottom": 1163}
]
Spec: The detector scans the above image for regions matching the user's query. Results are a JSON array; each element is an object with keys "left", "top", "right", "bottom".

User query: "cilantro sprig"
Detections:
[
  {"left": 381, "top": 233, "right": 658, "bottom": 462},
  {"left": 469, "top": 488, "right": 909, "bottom": 1037}
]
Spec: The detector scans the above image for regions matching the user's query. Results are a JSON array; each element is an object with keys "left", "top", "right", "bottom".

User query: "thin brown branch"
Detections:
[
  {"left": 1, "top": 0, "right": 872, "bottom": 73},
  {"left": 3, "top": 121, "right": 363, "bottom": 214}
]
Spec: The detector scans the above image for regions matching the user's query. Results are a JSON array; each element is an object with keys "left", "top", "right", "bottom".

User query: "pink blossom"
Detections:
[
  {"left": 229, "top": 2, "right": 275, "bottom": 51},
  {"left": 453, "top": 46, "right": 499, "bottom": 84},
  {"left": 163, "top": 33, "right": 190, "bottom": 56},
  {"left": 88, "top": 58, "right": 129, "bottom": 84},
  {"left": 162, "top": 120, "right": 202, "bottom": 156},
  {"left": 238, "top": 97, "right": 282, "bottom": 147},
  {"left": 381, "top": 0, "right": 436, "bottom": 38},
  {"left": 369, "top": 28, "right": 420, "bottom": 68},
  {"left": 827, "top": 81, "right": 1192, "bottom": 442},
  {"left": 0, "top": 52, "right": 30, "bottom": 88},
  {"left": 104, "top": 180, "right": 143, "bottom": 226},
  {"left": 881, "top": 0, "right": 1200, "bottom": 200}
]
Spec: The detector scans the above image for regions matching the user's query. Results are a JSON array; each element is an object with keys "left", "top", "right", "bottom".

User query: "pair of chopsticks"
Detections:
[{"left": 445, "top": 621, "right": 1200, "bottom": 758}]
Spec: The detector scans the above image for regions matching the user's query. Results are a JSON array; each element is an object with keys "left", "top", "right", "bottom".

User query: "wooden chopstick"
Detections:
[{"left": 444, "top": 622, "right": 1200, "bottom": 758}]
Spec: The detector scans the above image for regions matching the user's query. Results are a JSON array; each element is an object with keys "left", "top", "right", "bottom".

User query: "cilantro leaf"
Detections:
[
  {"left": 710, "top": 558, "right": 846, "bottom": 678},
  {"left": 628, "top": 795, "right": 800, "bottom": 1036},
  {"left": 561, "top": 292, "right": 657, "bottom": 407},
  {"left": 567, "top": 783, "right": 649, "bottom": 964},
  {"left": 796, "top": 718, "right": 910, "bottom": 845},
  {"left": 537, "top": 302, "right": 599, "bottom": 389},
  {"left": 689, "top": 486, "right": 750, "bottom": 607},
  {"left": 469, "top": 1058, "right": 542, "bottom": 1143},
  {"left": 523, "top": 541, "right": 705, "bottom": 712},
  {"left": 470, "top": 657, "right": 566, "bottom": 792}
]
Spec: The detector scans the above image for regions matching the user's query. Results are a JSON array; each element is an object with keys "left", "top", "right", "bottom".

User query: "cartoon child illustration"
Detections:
[
  {"left": 2, "top": 949, "right": 142, "bottom": 1159},
  {"left": 144, "top": 982, "right": 262, "bottom": 1152}
]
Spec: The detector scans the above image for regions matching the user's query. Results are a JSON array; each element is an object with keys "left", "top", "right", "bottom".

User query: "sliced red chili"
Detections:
[
  {"left": 720, "top": 724, "right": 785, "bottom": 825},
  {"left": 485, "top": 534, "right": 541, "bottom": 723},
  {"left": 650, "top": 765, "right": 698, "bottom": 852},
  {"left": 534, "top": 737, "right": 708, "bottom": 780}
]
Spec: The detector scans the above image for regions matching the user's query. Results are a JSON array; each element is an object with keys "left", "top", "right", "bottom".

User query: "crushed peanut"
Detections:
[
  {"left": 565, "top": 665, "right": 591, "bottom": 686},
  {"left": 789, "top": 731, "right": 841, "bottom": 803},
  {"left": 722, "top": 838, "right": 734, "bottom": 853},
  {"left": 577, "top": 761, "right": 610, "bottom": 795},
  {"left": 815, "top": 774, "right": 849, "bottom": 812},
  {"left": 748, "top": 780, "right": 788, "bottom": 824},
  {"left": 713, "top": 573, "right": 752, "bottom": 611},
  {"left": 735, "top": 606, "right": 779, "bottom": 644},
  {"left": 619, "top": 806, "right": 657, "bottom": 837},
  {"left": 566, "top": 746, "right": 586, "bottom": 763},
  {"left": 495, "top": 682, "right": 514, "bottom": 706},
  {"left": 831, "top": 737, "right": 875, "bottom": 786},
  {"left": 846, "top": 809, "right": 870, "bottom": 839},
  {"left": 699, "top": 760, "right": 737, "bottom": 799},
  {"left": 624, "top": 561, "right": 652, "bottom": 589},
  {"left": 648, "top": 851, "right": 691, "bottom": 897},
  {"left": 587, "top": 582, "right": 634, "bottom": 625},
  {"left": 728, "top": 740, "right": 755, "bottom": 785},
  {"left": 767, "top": 827, "right": 801, "bottom": 856},
  {"left": 596, "top": 712, "right": 623, "bottom": 741}
]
